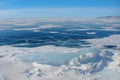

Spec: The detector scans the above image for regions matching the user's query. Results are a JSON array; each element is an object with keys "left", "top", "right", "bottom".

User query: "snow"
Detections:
[
  {"left": 0, "top": 73, "right": 5, "bottom": 80},
  {"left": 87, "top": 34, "right": 120, "bottom": 48},
  {"left": 0, "top": 17, "right": 120, "bottom": 80},
  {"left": 0, "top": 34, "right": 120, "bottom": 80},
  {"left": 0, "top": 44, "right": 120, "bottom": 80},
  {"left": 63, "top": 50, "right": 113, "bottom": 75}
]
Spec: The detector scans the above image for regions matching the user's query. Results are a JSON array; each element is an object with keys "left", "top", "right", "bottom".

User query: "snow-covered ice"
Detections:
[
  {"left": 0, "top": 41, "right": 120, "bottom": 80},
  {"left": 0, "top": 17, "right": 120, "bottom": 80}
]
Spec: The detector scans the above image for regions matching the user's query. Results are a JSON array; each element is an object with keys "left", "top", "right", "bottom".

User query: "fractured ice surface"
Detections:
[
  {"left": 0, "top": 44, "right": 120, "bottom": 80},
  {"left": 0, "top": 33, "right": 120, "bottom": 80},
  {"left": 14, "top": 47, "right": 101, "bottom": 66},
  {"left": 0, "top": 17, "right": 120, "bottom": 80},
  {"left": 0, "top": 46, "right": 118, "bottom": 74}
]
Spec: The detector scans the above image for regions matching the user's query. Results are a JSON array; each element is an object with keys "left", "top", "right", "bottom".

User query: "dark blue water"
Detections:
[{"left": 0, "top": 27, "right": 120, "bottom": 48}]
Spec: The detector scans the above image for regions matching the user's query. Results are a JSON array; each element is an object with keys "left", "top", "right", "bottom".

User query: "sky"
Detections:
[{"left": 0, "top": 0, "right": 120, "bottom": 18}]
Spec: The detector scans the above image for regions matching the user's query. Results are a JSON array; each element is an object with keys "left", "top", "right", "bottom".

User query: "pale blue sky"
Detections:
[{"left": 0, "top": 0, "right": 120, "bottom": 18}]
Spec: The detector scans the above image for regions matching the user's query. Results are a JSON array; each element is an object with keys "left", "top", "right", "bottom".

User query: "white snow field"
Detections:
[{"left": 0, "top": 35, "right": 120, "bottom": 80}]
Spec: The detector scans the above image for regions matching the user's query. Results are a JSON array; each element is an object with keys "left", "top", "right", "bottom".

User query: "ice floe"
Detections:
[{"left": 87, "top": 34, "right": 120, "bottom": 49}]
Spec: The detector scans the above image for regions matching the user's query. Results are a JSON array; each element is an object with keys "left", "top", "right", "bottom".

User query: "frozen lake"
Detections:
[{"left": 0, "top": 18, "right": 120, "bottom": 80}]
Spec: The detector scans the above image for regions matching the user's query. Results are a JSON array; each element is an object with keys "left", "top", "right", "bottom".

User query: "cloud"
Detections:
[{"left": 0, "top": 15, "right": 120, "bottom": 31}]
